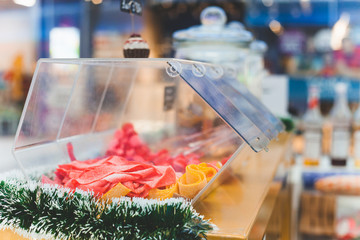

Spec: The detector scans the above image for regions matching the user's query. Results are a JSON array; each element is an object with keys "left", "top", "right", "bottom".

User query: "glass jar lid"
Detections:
[{"left": 173, "top": 6, "right": 253, "bottom": 47}]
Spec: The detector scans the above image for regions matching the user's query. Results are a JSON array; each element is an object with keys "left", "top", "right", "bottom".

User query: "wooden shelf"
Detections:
[{"left": 193, "top": 133, "right": 292, "bottom": 240}]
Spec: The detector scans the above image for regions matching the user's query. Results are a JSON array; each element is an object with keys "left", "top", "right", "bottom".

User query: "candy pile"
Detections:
[
  {"left": 42, "top": 156, "right": 176, "bottom": 198},
  {"left": 42, "top": 123, "right": 223, "bottom": 200},
  {"left": 106, "top": 123, "right": 200, "bottom": 172}
]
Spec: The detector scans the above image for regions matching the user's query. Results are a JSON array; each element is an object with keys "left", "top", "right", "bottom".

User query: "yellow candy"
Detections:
[
  {"left": 215, "top": 161, "right": 223, "bottom": 169},
  {"left": 178, "top": 163, "right": 217, "bottom": 199},
  {"left": 101, "top": 182, "right": 131, "bottom": 201},
  {"left": 196, "top": 163, "right": 217, "bottom": 182},
  {"left": 148, "top": 183, "right": 178, "bottom": 200}
]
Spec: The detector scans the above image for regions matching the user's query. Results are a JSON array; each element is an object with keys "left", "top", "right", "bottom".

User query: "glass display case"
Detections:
[{"left": 12, "top": 58, "right": 283, "bottom": 203}]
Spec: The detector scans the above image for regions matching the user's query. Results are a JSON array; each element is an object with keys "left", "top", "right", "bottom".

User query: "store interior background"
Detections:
[
  {"left": 1, "top": 0, "right": 360, "bottom": 239},
  {"left": 3, "top": 0, "right": 360, "bottom": 118}
]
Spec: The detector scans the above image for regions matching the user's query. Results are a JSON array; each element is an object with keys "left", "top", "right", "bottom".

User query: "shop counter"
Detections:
[
  {"left": 0, "top": 133, "right": 292, "bottom": 240},
  {"left": 194, "top": 133, "right": 292, "bottom": 240}
]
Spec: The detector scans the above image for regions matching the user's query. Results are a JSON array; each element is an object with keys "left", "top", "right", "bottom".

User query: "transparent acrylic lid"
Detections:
[
  {"left": 168, "top": 60, "right": 283, "bottom": 150},
  {"left": 12, "top": 58, "right": 282, "bottom": 201}
]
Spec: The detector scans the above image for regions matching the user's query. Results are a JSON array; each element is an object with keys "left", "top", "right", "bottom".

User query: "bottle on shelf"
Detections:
[
  {"left": 353, "top": 104, "right": 360, "bottom": 167},
  {"left": 303, "top": 84, "right": 323, "bottom": 166},
  {"left": 330, "top": 82, "right": 352, "bottom": 166},
  {"left": 322, "top": 118, "right": 332, "bottom": 156}
]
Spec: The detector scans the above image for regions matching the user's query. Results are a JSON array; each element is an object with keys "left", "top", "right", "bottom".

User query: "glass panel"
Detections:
[
  {"left": 13, "top": 61, "right": 81, "bottom": 169},
  {"left": 168, "top": 60, "right": 281, "bottom": 152},
  {"left": 216, "top": 73, "right": 284, "bottom": 137},
  {"left": 93, "top": 64, "right": 138, "bottom": 132},
  {"left": 58, "top": 63, "right": 113, "bottom": 138},
  {"left": 14, "top": 61, "right": 80, "bottom": 149}
]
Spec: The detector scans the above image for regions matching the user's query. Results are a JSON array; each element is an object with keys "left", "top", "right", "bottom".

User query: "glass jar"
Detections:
[
  {"left": 173, "top": 6, "right": 253, "bottom": 81},
  {"left": 246, "top": 40, "right": 269, "bottom": 97}
]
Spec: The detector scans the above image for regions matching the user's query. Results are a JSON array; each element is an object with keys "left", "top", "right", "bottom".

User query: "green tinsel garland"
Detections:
[{"left": 0, "top": 172, "right": 214, "bottom": 240}]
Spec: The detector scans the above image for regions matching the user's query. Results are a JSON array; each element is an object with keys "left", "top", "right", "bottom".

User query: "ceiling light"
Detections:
[
  {"left": 269, "top": 19, "right": 283, "bottom": 35},
  {"left": 13, "top": 0, "right": 36, "bottom": 7},
  {"left": 92, "top": 0, "right": 102, "bottom": 5},
  {"left": 262, "top": 0, "right": 273, "bottom": 7},
  {"left": 331, "top": 13, "right": 350, "bottom": 50}
]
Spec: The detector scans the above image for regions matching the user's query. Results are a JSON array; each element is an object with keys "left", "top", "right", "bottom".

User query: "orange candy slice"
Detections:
[
  {"left": 101, "top": 182, "right": 131, "bottom": 201},
  {"left": 177, "top": 163, "right": 218, "bottom": 199},
  {"left": 147, "top": 183, "right": 178, "bottom": 200},
  {"left": 195, "top": 163, "right": 217, "bottom": 182}
]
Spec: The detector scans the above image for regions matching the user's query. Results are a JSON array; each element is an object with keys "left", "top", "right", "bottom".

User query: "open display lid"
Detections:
[
  {"left": 167, "top": 60, "right": 284, "bottom": 148},
  {"left": 12, "top": 58, "right": 283, "bottom": 202}
]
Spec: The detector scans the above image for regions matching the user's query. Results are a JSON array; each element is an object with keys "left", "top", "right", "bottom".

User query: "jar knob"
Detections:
[{"left": 200, "top": 6, "right": 227, "bottom": 27}]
